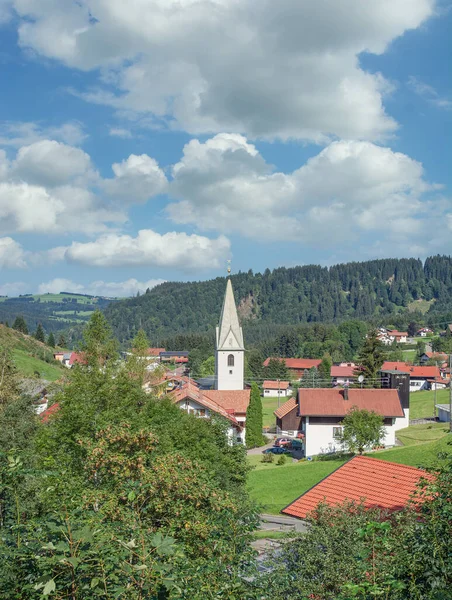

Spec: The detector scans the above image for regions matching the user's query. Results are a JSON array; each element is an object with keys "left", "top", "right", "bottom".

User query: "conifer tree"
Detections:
[
  {"left": 319, "top": 353, "right": 332, "bottom": 383},
  {"left": 356, "top": 329, "right": 386, "bottom": 387},
  {"left": 245, "top": 382, "right": 265, "bottom": 449},
  {"left": 57, "top": 334, "right": 66, "bottom": 347},
  {"left": 47, "top": 332, "right": 55, "bottom": 347},
  {"left": 34, "top": 323, "right": 45, "bottom": 343},
  {"left": 12, "top": 315, "right": 28, "bottom": 335}
]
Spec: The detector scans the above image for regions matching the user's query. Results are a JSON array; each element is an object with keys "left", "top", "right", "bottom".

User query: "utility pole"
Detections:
[{"left": 277, "top": 378, "right": 280, "bottom": 408}]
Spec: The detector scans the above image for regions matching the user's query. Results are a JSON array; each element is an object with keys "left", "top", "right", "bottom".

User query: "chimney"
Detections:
[{"left": 343, "top": 387, "right": 349, "bottom": 401}]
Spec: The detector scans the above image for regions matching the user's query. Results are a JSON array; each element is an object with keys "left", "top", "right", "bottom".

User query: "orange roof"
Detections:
[
  {"left": 274, "top": 396, "right": 297, "bottom": 419},
  {"left": 203, "top": 389, "right": 250, "bottom": 414},
  {"left": 282, "top": 455, "right": 431, "bottom": 519},
  {"left": 263, "top": 358, "right": 322, "bottom": 370},
  {"left": 382, "top": 362, "right": 441, "bottom": 379},
  {"left": 69, "top": 352, "right": 87, "bottom": 366},
  {"left": 387, "top": 330, "right": 408, "bottom": 337},
  {"left": 298, "top": 388, "right": 404, "bottom": 417},
  {"left": 331, "top": 366, "right": 355, "bottom": 377},
  {"left": 170, "top": 385, "right": 240, "bottom": 425},
  {"left": 40, "top": 402, "right": 61, "bottom": 423},
  {"left": 381, "top": 361, "right": 411, "bottom": 372},
  {"left": 263, "top": 380, "right": 290, "bottom": 390},
  {"left": 147, "top": 347, "right": 166, "bottom": 356}
]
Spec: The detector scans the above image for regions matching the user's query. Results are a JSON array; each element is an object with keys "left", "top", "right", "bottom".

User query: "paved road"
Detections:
[
  {"left": 247, "top": 442, "right": 274, "bottom": 455},
  {"left": 260, "top": 513, "right": 307, "bottom": 533}
]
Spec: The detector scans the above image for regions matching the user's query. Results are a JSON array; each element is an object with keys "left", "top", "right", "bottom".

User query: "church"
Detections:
[{"left": 168, "top": 278, "right": 250, "bottom": 443}]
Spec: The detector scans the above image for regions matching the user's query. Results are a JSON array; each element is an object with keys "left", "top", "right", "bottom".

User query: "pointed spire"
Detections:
[{"left": 216, "top": 279, "right": 244, "bottom": 350}]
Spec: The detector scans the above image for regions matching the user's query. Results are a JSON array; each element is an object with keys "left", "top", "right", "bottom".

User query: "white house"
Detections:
[
  {"left": 275, "top": 388, "right": 407, "bottom": 457},
  {"left": 262, "top": 380, "right": 291, "bottom": 397},
  {"left": 436, "top": 403, "right": 451, "bottom": 422},
  {"left": 416, "top": 328, "right": 433, "bottom": 337}
]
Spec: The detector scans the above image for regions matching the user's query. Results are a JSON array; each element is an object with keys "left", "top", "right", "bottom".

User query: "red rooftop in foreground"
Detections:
[{"left": 282, "top": 455, "right": 430, "bottom": 520}]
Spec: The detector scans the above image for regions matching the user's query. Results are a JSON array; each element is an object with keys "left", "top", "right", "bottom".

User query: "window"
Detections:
[
  {"left": 228, "top": 354, "right": 234, "bottom": 367},
  {"left": 333, "top": 427, "right": 342, "bottom": 439},
  {"left": 229, "top": 370, "right": 233, "bottom": 374},
  {"left": 199, "top": 409, "right": 206, "bottom": 417}
]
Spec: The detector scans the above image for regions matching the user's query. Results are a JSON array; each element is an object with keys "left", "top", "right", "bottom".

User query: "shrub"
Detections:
[
  {"left": 277, "top": 454, "right": 287, "bottom": 466},
  {"left": 261, "top": 452, "right": 274, "bottom": 463}
]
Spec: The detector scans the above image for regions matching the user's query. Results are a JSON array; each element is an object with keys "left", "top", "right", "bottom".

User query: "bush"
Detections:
[
  {"left": 277, "top": 454, "right": 287, "bottom": 466},
  {"left": 261, "top": 452, "right": 274, "bottom": 463}
]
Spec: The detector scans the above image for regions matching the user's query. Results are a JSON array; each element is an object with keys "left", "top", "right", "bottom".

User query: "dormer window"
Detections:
[{"left": 228, "top": 354, "right": 234, "bottom": 367}]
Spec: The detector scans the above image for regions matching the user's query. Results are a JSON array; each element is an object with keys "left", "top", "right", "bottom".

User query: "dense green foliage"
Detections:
[
  {"left": 34, "top": 323, "right": 45, "bottom": 343},
  {"left": 105, "top": 256, "right": 452, "bottom": 345},
  {"left": 0, "top": 314, "right": 259, "bottom": 599},
  {"left": 246, "top": 383, "right": 265, "bottom": 448},
  {"left": 47, "top": 332, "right": 55, "bottom": 348},
  {"left": 339, "top": 407, "right": 386, "bottom": 454},
  {"left": 13, "top": 315, "right": 28, "bottom": 335},
  {"left": 356, "top": 329, "right": 386, "bottom": 386}
]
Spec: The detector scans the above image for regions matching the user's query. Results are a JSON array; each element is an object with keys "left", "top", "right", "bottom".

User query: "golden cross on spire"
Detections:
[{"left": 227, "top": 259, "right": 231, "bottom": 276}]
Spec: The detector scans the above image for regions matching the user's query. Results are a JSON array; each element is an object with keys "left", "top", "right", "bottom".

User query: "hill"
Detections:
[
  {"left": 0, "top": 292, "right": 117, "bottom": 345},
  {"left": 104, "top": 255, "right": 452, "bottom": 344},
  {"left": 0, "top": 324, "right": 67, "bottom": 381}
]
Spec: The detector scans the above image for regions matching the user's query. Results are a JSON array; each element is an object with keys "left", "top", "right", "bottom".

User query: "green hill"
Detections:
[
  {"left": 104, "top": 255, "right": 452, "bottom": 343},
  {"left": 0, "top": 325, "right": 67, "bottom": 382}
]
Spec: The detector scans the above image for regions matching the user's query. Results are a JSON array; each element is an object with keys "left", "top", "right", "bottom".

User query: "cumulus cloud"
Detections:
[
  {"left": 12, "top": 0, "right": 435, "bottom": 141},
  {"left": 167, "top": 134, "right": 446, "bottom": 250},
  {"left": 37, "top": 277, "right": 165, "bottom": 297},
  {"left": 0, "top": 120, "right": 87, "bottom": 147},
  {"left": 102, "top": 153, "right": 167, "bottom": 202},
  {"left": 0, "top": 282, "right": 28, "bottom": 297},
  {"left": 13, "top": 140, "right": 94, "bottom": 187},
  {"left": 0, "top": 237, "right": 28, "bottom": 269},
  {"left": 55, "top": 229, "right": 230, "bottom": 270}
]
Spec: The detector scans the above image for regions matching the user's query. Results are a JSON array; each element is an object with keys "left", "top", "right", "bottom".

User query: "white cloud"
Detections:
[
  {"left": 167, "top": 134, "right": 446, "bottom": 250},
  {"left": 0, "top": 0, "right": 12, "bottom": 24},
  {"left": 102, "top": 153, "right": 167, "bottom": 202},
  {"left": 0, "top": 282, "right": 28, "bottom": 297},
  {"left": 0, "top": 120, "right": 87, "bottom": 147},
  {"left": 109, "top": 127, "right": 132, "bottom": 138},
  {"left": 408, "top": 76, "right": 452, "bottom": 110},
  {"left": 54, "top": 228, "right": 230, "bottom": 270},
  {"left": 0, "top": 237, "right": 28, "bottom": 268},
  {"left": 12, "top": 0, "right": 435, "bottom": 141},
  {"left": 37, "top": 277, "right": 165, "bottom": 297},
  {"left": 13, "top": 140, "right": 94, "bottom": 186}
]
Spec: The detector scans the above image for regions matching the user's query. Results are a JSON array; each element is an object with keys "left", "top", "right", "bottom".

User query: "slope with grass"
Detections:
[
  {"left": 0, "top": 325, "right": 67, "bottom": 382},
  {"left": 411, "top": 388, "right": 450, "bottom": 420}
]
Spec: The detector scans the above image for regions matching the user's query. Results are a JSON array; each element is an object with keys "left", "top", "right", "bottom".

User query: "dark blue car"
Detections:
[{"left": 263, "top": 446, "right": 291, "bottom": 455}]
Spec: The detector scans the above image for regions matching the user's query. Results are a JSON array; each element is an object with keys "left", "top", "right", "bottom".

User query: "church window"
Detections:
[{"left": 228, "top": 354, "right": 234, "bottom": 367}]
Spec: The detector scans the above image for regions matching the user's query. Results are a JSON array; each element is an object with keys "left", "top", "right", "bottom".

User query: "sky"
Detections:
[{"left": 0, "top": 0, "right": 451, "bottom": 297}]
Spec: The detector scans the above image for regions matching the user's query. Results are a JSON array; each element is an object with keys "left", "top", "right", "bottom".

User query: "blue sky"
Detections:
[{"left": 0, "top": 0, "right": 451, "bottom": 297}]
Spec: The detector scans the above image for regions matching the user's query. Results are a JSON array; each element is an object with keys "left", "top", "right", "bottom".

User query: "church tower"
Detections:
[{"left": 215, "top": 279, "right": 245, "bottom": 390}]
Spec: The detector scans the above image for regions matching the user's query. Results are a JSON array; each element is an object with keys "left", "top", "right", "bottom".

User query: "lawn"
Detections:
[
  {"left": 12, "top": 349, "right": 65, "bottom": 381},
  {"left": 262, "top": 396, "right": 283, "bottom": 428},
  {"left": 247, "top": 425, "right": 452, "bottom": 514},
  {"left": 410, "top": 388, "right": 450, "bottom": 419}
]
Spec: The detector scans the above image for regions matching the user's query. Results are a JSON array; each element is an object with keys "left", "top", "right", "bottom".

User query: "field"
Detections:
[
  {"left": 262, "top": 396, "right": 282, "bottom": 428},
  {"left": 12, "top": 349, "right": 65, "bottom": 381},
  {"left": 247, "top": 424, "right": 451, "bottom": 514},
  {"left": 411, "top": 388, "right": 450, "bottom": 419}
]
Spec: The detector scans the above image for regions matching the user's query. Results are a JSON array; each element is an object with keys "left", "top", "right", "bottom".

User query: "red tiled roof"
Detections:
[
  {"left": 382, "top": 362, "right": 442, "bottom": 379},
  {"left": 170, "top": 385, "right": 240, "bottom": 425},
  {"left": 40, "top": 402, "right": 60, "bottom": 423},
  {"left": 147, "top": 347, "right": 166, "bottom": 356},
  {"left": 203, "top": 389, "right": 250, "bottom": 414},
  {"left": 69, "top": 352, "right": 87, "bottom": 366},
  {"left": 282, "top": 455, "right": 431, "bottom": 519},
  {"left": 387, "top": 330, "right": 408, "bottom": 337},
  {"left": 298, "top": 388, "right": 404, "bottom": 417},
  {"left": 274, "top": 396, "right": 297, "bottom": 419},
  {"left": 424, "top": 352, "right": 448, "bottom": 360},
  {"left": 263, "top": 358, "right": 322, "bottom": 370},
  {"left": 263, "top": 380, "right": 290, "bottom": 390},
  {"left": 330, "top": 366, "right": 355, "bottom": 377},
  {"left": 381, "top": 361, "right": 411, "bottom": 372}
]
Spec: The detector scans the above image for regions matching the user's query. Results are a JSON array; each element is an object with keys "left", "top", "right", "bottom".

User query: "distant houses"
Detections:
[
  {"left": 263, "top": 357, "right": 322, "bottom": 379},
  {"left": 262, "top": 380, "right": 291, "bottom": 397},
  {"left": 381, "top": 361, "right": 444, "bottom": 392},
  {"left": 377, "top": 328, "right": 408, "bottom": 345}
]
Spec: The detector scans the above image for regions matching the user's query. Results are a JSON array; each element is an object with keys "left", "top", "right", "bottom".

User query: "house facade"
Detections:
[
  {"left": 275, "top": 387, "right": 407, "bottom": 457},
  {"left": 330, "top": 365, "right": 356, "bottom": 386},
  {"left": 381, "top": 361, "right": 442, "bottom": 392},
  {"left": 262, "top": 380, "right": 291, "bottom": 397}
]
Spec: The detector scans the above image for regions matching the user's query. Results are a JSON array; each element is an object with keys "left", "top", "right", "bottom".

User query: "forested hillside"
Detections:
[{"left": 105, "top": 255, "right": 452, "bottom": 344}]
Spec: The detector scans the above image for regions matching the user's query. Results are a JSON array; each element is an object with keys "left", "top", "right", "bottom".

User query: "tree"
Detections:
[
  {"left": 200, "top": 356, "right": 215, "bottom": 377},
  {"left": 299, "top": 366, "right": 323, "bottom": 388},
  {"left": 57, "top": 334, "right": 66, "bottom": 347},
  {"left": 47, "top": 332, "right": 55, "bottom": 347},
  {"left": 356, "top": 329, "right": 386, "bottom": 387},
  {"left": 81, "top": 310, "right": 118, "bottom": 367},
  {"left": 12, "top": 315, "right": 28, "bottom": 335},
  {"left": 339, "top": 406, "right": 385, "bottom": 454},
  {"left": 245, "top": 382, "right": 265, "bottom": 448},
  {"left": 265, "top": 357, "right": 289, "bottom": 380},
  {"left": 0, "top": 344, "right": 19, "bottom": 407},
  {"left": 408, "top": 321, "right": 419, "bottom": 337},
  {"left": 34, "top": 323, "right": 45, "bottom": 343},
  {"left": 319, "top": 352, "right": 332, "bottom": 382}
]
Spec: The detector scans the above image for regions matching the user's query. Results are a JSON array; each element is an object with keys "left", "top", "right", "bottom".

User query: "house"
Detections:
[
  {"left": 40, "top": 402, "right": 61, "bottom": 423},
  {"left": 263, "top": 357, "right": 322, "bottom": 379},
  {"left": 159, "top": 351, "right": 189, "bottom": 364},
  {"left": 274, "top": 386, "right": 407, "bottom": 457},
  {"left": 148, "top": 347, "right": 166, "bottom": 357},
  {"left": 387, "top": 330, "right": 408, "bottom": 344},
  {"left": 282, "top": 456, "right": 430, "bottom": 520},
  {"left": 419, "top": 352, "right": 448, "bottom": 365},
  {"left": 262, "top": 380, "right": 291, "bottom": 397},
  {"left": 69, "top": 352, "right": 87, "bottom": 367},
  {"left": 53, "top": 352, "right": 65, "bottom": 362},
  {"left": 436, "top": 404, "right": 451, "bottom": 422},
  {"left": 381, "top": 362, "right": 442, "bottom": 392},
  {"left": 416, "top": 327, "right": 433, "bottom": 337},
  {"left": 330, "top": 365, "right": 356, "bottom": 387}
]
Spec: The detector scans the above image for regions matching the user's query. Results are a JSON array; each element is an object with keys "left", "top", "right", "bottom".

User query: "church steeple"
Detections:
[
  {"left": 215, "top": 278, "right": 245, "bottom": 390},
  {"left": 216, "top": 279, "right": 244, "bottom": 351}
]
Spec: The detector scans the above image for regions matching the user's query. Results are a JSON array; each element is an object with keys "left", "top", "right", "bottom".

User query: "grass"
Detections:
[
  {"left": 407, "top": 299, "right": 434, "bottom": 314},
  {"left": 262, "top": 396, "right": 282, "bottom": 428},
  {"left": 12, "top": 349, "right": 65, "bottom": 381},
  {"left": 410, "top": 388, "right": 450, "bottom": 419},
  {"left": 252, "top": 530, "right": 292, "bottom": 540},
  {"left": 247, "top": 424, "right": 452, "bottom": 514}
]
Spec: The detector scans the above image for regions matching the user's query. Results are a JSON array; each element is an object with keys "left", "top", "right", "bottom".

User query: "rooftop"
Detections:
[
  {"left": 263, "top": 380, "right": 290, "bottom": 390},
  {"left": 263, "top": 357, "right": 322, "bottom": 370},
  {"left": 298, "top": 388, "right": 404, "bottom": 418},
  {"left": 282, "top": 455, "right": 430, "bottom": 520}
]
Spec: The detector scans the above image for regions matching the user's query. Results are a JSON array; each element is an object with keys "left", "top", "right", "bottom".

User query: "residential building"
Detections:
[
  {"left": 282, "top": 456, "right": 430, "bottom": 520},
  {"left": 159, "top": 351, "right": 189, "bottom": 363},
  {"left": 416, "top": 327, "right": 433, "bottom": 337},
  {"left": 274, "top": 386, "right": 407, "bottom": 457},
  {"left": 262, "top": 380, "right": 291, "bottom": 397},
  {"left": 263, "top": 357, "right": 322, "bottom": 379},
  {"left": 436, "top": 404, "right": 451, "bottom": 422},
  {"left": 53, "top": 352, "right": 65, "bottom": 362},
  {"left": 419, "top": 352, "right": 448, "bottom": 365},
  {"left": 330, "top": 365, "right": 356, "bottom": 386},
  {"left": 381, "top": 361, "right": 442, "bottom": 392}
]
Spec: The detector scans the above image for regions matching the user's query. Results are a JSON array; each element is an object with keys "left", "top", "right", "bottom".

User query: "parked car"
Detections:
[
  {"left": 263, "top": 446, "right": 291, "bottom": 455},
  {"left": 289, "top": 439, "right": 304, "bottom": 450},
  {"left": 274, "top": 437, "right": 291, "bottom": 447}
]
